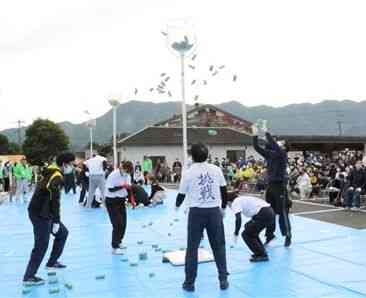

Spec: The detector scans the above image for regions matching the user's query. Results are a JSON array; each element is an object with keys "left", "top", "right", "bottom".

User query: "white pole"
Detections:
[
  {"left": 90, "top": 126, "right": 93, "bottom": 158},
  {"left": 180, "top": 53, "right": 188, "bottom": 166},
  {"left": 113, "top": 106, "right": 117, "bottom": 169}
]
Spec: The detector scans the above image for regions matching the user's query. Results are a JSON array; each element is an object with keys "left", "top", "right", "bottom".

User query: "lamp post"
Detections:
[
  {"left": 84, "top": 110, "right": 95, "bottom": 159},
  {"left": 165, "top": 20, "right": 196, "bottom": 167},
  {"left": 108, "top": 98, "right": 120, "bottom": 169}
]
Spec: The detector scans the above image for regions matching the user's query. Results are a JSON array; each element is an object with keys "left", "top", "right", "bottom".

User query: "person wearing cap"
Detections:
[
  {"left": 23, "top": 153, "right": 75, "bottom": 286},
  {"left": 175, "top": 143, "right": 229, "bottom": 292},
  {"left": 227, "top": 191, "right": 275, "bottom": 262},
  {"left": 252, "top": 125, "right": 292, "bottom": 247}
]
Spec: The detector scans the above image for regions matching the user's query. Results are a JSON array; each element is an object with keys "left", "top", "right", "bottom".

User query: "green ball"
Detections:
[{"left": 208, "top": 129, "right": 217, "bottom": 136}]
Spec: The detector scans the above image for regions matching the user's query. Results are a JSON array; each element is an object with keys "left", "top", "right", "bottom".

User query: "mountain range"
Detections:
[{"left": 2, "top": 99, "right": 365, "bottom": 150}]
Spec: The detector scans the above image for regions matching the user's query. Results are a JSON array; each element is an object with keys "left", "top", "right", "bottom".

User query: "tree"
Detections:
[
  {"left": 85, "top": 142, "right": 102, "bottom": 152},
  {"left": 84, "top": 142, "right": 112, "bottom": 157},
  {"left": 99, "top": 143, "right": 112, "bottom": 157},
  {"left": 8, "top": 142, "right": 21, "bottom": 154},
  {"left": 23, "top": 119, "right": 70, "bottom": 165},
  {"left": 0, "top": 134, "right": 9, "bottom": 154}
]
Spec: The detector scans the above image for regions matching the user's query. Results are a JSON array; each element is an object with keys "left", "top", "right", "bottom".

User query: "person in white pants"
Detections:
[
  {"left": 84, "top": 154, "right": 107, "bottom": 208},
  {"left": 296, "top": 168, "right": 312, "bottom": 200}
]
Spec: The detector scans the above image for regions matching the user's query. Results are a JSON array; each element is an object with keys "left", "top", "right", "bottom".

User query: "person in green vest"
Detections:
[
  {"left": 25, "top": 164, "right": 33, "bottom": 193},
  {"left": 142, "top": 156, "right": 153, "bottom": 185},
  {"left": 13, "top": 158, "right": 28, "bottom": 202}
]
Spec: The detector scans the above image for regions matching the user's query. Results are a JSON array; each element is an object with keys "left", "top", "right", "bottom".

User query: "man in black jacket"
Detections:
[
  {"left": 345, "top": 160, "right": 365, "bottom": 211},
  {"left": 23, "top": 153, "right": 75, "bottom": 286},
  {"left": 252, "top": 126, "right": 292, "bottom": 247}
]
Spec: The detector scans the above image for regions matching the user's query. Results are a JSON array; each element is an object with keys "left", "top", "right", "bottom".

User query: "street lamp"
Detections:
[
  {"left": 84, "top": 110, "right": 96, "bottom": 159},
  {"left": 108, "top": 98, "right": 120, "bottom": 169},
  {"left": 165, "top": 19, "right": 197, "bottom": 167}
]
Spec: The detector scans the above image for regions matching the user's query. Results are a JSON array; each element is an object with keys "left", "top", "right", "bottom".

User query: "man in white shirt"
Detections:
[
  {"left": 296, "top": 168, "right": 312, "bottom": 200},
  {"left": 228, "top": 191, "right": 275, "bottom": 262},
  {"left": 105, "top": 161, "right": 133, "bottom": 255},
  {"left": 84, "top": 154, "right": 107, "bottom": 208},
  {"left": 175, "top": 143, "right": 229, "bottom": 292}
]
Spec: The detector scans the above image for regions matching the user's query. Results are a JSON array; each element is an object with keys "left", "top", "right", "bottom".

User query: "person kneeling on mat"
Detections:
[
  {"left": 149, "top": 176, "right": 166, "bottom": 206},
  {"left": 23, "top": 153, "right": 75, "bottom": 286},
  {"left": 228, "top": 190, "right": 275, "bottom": 262}
]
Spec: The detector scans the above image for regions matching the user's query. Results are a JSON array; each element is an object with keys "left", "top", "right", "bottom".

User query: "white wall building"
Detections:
[
  {"left": 118, "top": 126, "right": 262, "bottom": 168},
  {"left": 117, "top": 104, "right": 260, "bottom": 167}
]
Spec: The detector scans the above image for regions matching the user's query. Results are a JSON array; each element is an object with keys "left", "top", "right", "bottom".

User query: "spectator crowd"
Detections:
[{"left": 1, "top": 149, "right": 365, "bottom": 211}]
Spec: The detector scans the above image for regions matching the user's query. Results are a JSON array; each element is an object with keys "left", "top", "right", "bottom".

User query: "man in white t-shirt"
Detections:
[
  {"left": 105, "top": 161, "right": 133, "bottom": 255},
  {"left": 84, "top": 154, "right": 107, "bottom": 208},
  {"left": 228, "top": 191, "right": 275, "bottom": 262},
  {"left": 175, "top": 143, "right": 229, "bottom": 292}
]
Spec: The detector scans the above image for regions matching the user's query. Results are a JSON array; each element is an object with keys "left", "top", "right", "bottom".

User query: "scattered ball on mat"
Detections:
[
  {"left": 95, "top": 275, "right": 105, "bottom": 280},
  {"left": 130, "top": 262, "right": 138, "bottom": 267},
  {"left": 137, "top": 240, "right": 143, "bottom": 245},
  {"left": 230, "top": 245, "right": 234, "bottom": 249},
  {"left": 149, "top": 273, "right": 155, "bottom": 278},
  {"left": 48, "top": 279, "right": 58, "bottom": 285},
  {"left": 152, "top": 244, "right": 159, "bottom": 249},
  {"left": 148, "top": 222, "right": 153, "bottom": 226},
  {"left": 64, "top": 283, "right": 73, "bottom": 290},
  {"left": 174, "top": 218, "right": 179, "bottom": 222},
  {"left": 23, "top": 284, "right": 33, "bottom": 288},
  {"left": 47, "top": 272, "right": 56, "bottom": 276},
  {"left": 162, "top": 256, "right": 169, "bottom": 263},
  {"left": 169, "top": 223, "right": 173, "bottom": 226},
  {"left": 139, "top": 252, "right": 148, "bottom": 260},
  {"left": 121, "top": 258, "right": 129, "bottom": 262},
  {"left": 49, "top": 288, "right": 60, "bottom": 294},
  {"left": 179, "top": 247, "right": 185, "bottom": 251},
  {"left": 22, "top": 288, "right": 31, "bottom": 294}
]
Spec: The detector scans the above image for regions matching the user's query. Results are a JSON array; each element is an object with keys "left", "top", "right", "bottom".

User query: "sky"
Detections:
[{"left": 1, "top": 0, "right": 366, "bottom": 130}]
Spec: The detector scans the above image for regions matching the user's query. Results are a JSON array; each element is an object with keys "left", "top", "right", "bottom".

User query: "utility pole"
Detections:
[
  {"left": 14, "top": 120, "right": 25, "bottom": 147},
  {"left": 336, "top": 120, "right": 343, "bottom": 136},
  {"left": 329, "top": 110, "right": 344, "bottom": 136},
  {"left": 335, "top": 110, "right": 344, "bottom": 136}
]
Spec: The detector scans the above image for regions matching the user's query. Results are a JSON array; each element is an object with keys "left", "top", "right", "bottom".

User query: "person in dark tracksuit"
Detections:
[
  {"left": 252, "top": 127, "right": 292, "bottom": 247},
  {"left": 23, "top": 153, "right": 75, "bottom": 286},
  {"left": 175, "top": 143, "right": 229, "bottom": 292},
  {"left": 227, "top": 191, "right": 275, "bottom": 262},
  {"left": 345, "top": 160, "right": 365, "bottom": 211},
  {"left": 63, "top": 165, "right": 76, "bottom": 195},
  {"left": 78, "top": 163, "right": 89, "bottom": 204}
]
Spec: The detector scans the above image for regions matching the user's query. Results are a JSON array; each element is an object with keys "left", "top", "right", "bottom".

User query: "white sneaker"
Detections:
[
  {"left": 351, "top": 207, "right": 360, "bottom": 212},
  {"left": 119, "top": 244, "right": 127, "bottom": 249},
  {"left": 112, "top": 248, "right": 124, "bottom": 255}
]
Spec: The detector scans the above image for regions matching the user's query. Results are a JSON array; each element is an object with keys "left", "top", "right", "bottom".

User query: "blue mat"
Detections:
[{"left": 1, "top": 190, "right": 366, "bottom": 298}]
